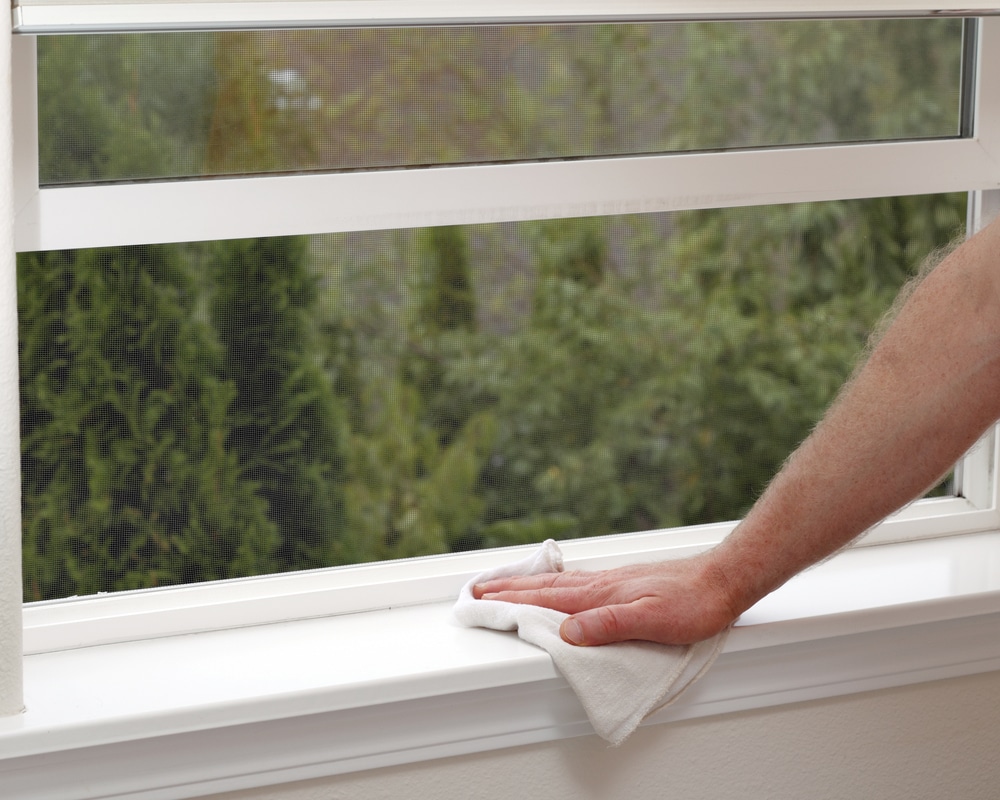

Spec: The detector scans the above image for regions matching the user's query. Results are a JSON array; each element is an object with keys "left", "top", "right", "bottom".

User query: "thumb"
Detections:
[{"left": 560, "top": 604, "right": 644, "bottom": 646}]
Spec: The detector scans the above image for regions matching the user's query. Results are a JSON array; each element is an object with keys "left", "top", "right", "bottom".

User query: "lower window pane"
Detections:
[{"left": 19, "top": 194, "right": 965, "bottom": 601}]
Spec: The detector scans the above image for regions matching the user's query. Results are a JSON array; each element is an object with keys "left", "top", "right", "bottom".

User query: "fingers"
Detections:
[
  {"left": 563, "top": 597, "right": 733, "bottom": 647},
  {"left": 560, "top": 601, "right": 655, "bottom": 646},
  {"left": 474, "top": 570, "right": 669, "bottom": 644},
  {"left": 472, "top": 570, "right": 590, "bottom": 599},
  {"left": 476, "top": 585, "right": 589, "bottom": 615},
  {"left": 472, "top": 573, "right": 556, "bottom": 598},
  {"left": 473, "top": 570, "right": 621, "bottom": 615}
]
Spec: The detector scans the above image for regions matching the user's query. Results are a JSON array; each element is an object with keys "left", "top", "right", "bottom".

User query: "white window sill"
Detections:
[{"left": 2, "top": 530, "right": 1000, "bottom": 800}]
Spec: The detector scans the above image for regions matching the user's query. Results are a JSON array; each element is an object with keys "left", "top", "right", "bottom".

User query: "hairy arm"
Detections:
[{"left": 474, "top": 218, "right": 1000, "bottom": 646}]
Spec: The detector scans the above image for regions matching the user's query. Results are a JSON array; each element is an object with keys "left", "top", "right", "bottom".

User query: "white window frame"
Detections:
[
  {"left": 11, "top": 0, "right": 1000, "bottom": 33},
  {"left": 9, "top": 6, "right": 1000, "bottom": 652},
  {"left": 3, "top": 9, "right": 1000, "bottom": 798}
]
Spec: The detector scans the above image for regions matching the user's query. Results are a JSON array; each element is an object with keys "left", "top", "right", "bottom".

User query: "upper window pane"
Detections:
[{"left": 36, "top": 18, "right": 965, "bottom": 186}]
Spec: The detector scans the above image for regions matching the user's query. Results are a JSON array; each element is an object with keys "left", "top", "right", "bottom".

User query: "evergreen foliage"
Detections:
[
  {"left": 205, "top": 32, "right": 318, "bottom": 175},
  {"left": 19, "top": 246, "right": 277, "bottom": 599},
  {"left": 416, "top": 226, "right": 477, "bottom": 335},
  {"left": 208, "top": 237, "right": 346, "bottom": 571}
]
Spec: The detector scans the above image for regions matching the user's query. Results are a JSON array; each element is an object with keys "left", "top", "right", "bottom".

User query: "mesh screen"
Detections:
[
  {"left": 37, "top": 18, "right": 964, "bottom": 185},
  {"left": 19, "top": 196, "right": 965, "bottom": 600}
]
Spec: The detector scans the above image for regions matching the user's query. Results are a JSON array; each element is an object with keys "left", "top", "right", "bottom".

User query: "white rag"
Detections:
[{"left": 453, "top": 539, "right": 728, "bottom": 745}]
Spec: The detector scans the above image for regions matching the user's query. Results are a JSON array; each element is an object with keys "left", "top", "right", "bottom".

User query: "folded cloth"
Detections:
[{"left": 453, "top": 539, "right": 728, "bottom": 745}]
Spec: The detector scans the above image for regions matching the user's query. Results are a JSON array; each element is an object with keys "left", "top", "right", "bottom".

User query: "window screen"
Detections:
[
  {"left": 19, "top": 195, "right": 965, "bottom": 601},
  {"left": 37, "top": 18, "right": 965, "bottom": 185},
  {"left": 22, "top": 17, "right": 970, "bottom": 600}
]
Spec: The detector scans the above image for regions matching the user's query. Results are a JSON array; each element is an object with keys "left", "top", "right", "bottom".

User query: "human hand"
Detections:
[{"left": 472, "top": 553, "right": 739, "bottom": 647}]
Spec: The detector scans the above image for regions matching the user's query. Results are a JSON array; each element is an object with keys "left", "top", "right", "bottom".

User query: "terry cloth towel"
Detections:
[{"left": 453, "top": 539, "right": 728, "bottom": 745}]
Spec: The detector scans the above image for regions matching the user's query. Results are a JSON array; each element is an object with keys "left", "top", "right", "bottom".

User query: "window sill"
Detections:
[{"left": 3, "top": 531, "right": 1000, "bottom": 800}]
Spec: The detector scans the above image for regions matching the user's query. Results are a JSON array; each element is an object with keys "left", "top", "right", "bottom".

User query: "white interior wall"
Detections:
[{"left": 202, "top": 670, "right": 1000, "bottom": 800}]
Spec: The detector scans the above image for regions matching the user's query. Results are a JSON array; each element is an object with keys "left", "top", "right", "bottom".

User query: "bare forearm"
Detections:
[{"left": 711, "top": 219, "right": 1000, "bottom": 616}]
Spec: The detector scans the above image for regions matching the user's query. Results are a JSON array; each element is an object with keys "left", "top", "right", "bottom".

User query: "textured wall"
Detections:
[
  {"left": 0, "top": 15, "right": 24, "bottom": 718},
  {"left": 205, "top": 670, "right": 1000, "bottom": 800}
]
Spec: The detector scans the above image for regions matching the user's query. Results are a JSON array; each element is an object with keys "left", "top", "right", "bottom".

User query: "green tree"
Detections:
[
  {"left": 415, "top": 226, "right": 477, "bottom": 335},
  {"left": 37, "top": 33, "right": 219, "bottom": 184},
  {"left": 209, "top": 236, "right": 347, "bottom": 570},
  {"left": 19, "top": 246, "right": 278, "bottom": 600},
  {"left": 401, "top": 226, "right": 482, "bottom": 443},
  {"left": 26, "top": 34, "right": 279, "bottom": 601},
  {"left": 338, "top": 225, "right": 498, "bottom": 559},
  {"left": 653, "top": 193, "right": 964, "bottom": 524},
  {"left": 340, "top": 379, "right": 495, "bottom": 562},
  {"left": 471, "top": 218, "right": 664, "bottom": 544},
  {"left": 37, "top": 35, "right": 165, "bottom": 184}
]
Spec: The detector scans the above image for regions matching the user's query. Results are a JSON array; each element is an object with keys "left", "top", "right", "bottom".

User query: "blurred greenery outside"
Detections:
[{"left": 21, "top": 21, "right": 968, "bottom": 601}]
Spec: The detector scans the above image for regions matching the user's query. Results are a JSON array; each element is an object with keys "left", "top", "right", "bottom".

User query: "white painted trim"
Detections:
[
  {"left": 21, "top": 470, "right": 1000, "bottom": 656},
  {"left": 15, "top": 138, "right": 1000, "bottom": 252},
  {"left": 0, "top": 0, "right": 24, "bottom": 720},
  {"left": 954, "top": 425, "right": 999, "bottom": 511},
  {"left": 965, "top": 18, "right": 1000, "bottom": 232},
  {"left": 11, "top": 0, "right": 1000, "bottom": 34},
  {"left": 11, "top": 36, "right": 36, "bottom": 228},
  {"left": 974, "top": 188, "right": 1000, "bottom": 226},
  {"left": 3, "top": 530, "right": 1000, "bottom": 800},
  {"left": 976, "top": 17, "right": 1000, "bottom": 153},
  {"left": 18, "top": 521, "right": 735, "bottom": 655},
  {"left": 9, "top": 9, "right": 1000, "bottom": 663}
]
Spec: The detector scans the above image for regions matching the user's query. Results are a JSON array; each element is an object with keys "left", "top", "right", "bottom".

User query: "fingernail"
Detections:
[{"left": 562, "top": 617, "right": 584, "bottom": 645}]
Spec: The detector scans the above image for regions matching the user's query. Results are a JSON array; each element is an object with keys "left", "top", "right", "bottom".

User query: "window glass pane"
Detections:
[
  {"left": 19, "top": 194, "right": 965, "bottom": 601},
  {"left": 36, "top": 18, "right": 965, "bottom": 186}
]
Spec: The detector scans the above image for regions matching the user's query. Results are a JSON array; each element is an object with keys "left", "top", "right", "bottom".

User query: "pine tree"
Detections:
[
  {"left": 19, "top": 245, "right": 278, "bottom": 600},
  {"left": 209, "top": 236, "right": 347, "bottom": 571},
  {"left": 415, "top": 226, "right": 477, "bottom": 335},
  {"left": 403, "top": 226, "right": 481, "bottom": 446}
]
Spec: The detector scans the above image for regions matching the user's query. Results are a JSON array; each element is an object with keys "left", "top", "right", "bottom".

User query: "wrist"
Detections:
[
  {"left": 690, "top": 547, "right": 749, "bottom": 629},
  {"left": 697, "top": 532, "right": 785, "bottom": 623}
]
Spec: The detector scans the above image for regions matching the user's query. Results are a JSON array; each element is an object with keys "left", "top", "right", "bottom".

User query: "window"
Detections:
[
  {"left": 11, "top": 21, "right": 978, "bottom": 602},
  {"left": 8, "top": 5, "right": 1000, "bottom": 645},
  {"left": 2, "top": 6, "right": 1000, "bottom": 798}
]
